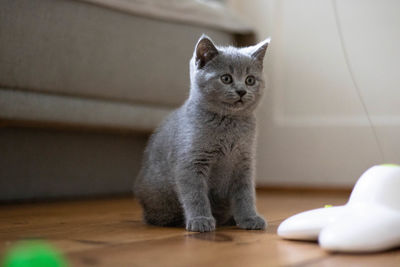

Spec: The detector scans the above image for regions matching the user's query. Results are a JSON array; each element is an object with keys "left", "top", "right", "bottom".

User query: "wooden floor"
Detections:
[{"left": 1, "top": 191, "right": 399, "bottom": 267}]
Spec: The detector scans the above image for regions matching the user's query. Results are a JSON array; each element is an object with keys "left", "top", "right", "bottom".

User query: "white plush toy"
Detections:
[{"left": 277, "top": 164, "right": 400, "bottom": 253}]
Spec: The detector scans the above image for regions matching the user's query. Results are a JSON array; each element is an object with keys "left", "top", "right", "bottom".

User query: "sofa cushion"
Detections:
[
  {"left": 0, "top": 88, "right": 172, "bottom": 132},
  {"left": 0, "top": 0, "right": 249, "bottom": 107}
]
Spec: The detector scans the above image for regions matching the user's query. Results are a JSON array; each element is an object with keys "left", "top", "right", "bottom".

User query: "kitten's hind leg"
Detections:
[
  {"left": 143, "top": 209, "right": 184, "bottom": 227},
  {"left": 140, "top": 196, "right": 184, "bottom": 227}
]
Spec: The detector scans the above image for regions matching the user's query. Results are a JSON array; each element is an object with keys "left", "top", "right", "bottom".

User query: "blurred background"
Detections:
[{"left": 1, "top": 0, "right": 399, "bottom": 201}]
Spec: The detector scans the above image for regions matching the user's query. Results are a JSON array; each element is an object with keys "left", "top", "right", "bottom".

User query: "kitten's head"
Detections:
[{"left": 189, "top": 35, "right": 270, "bottom": 115}]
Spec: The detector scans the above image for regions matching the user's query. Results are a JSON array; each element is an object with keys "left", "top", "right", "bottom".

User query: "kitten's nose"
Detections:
[{"left": 236, "top": 90, "right": 247, "bottom": 97}]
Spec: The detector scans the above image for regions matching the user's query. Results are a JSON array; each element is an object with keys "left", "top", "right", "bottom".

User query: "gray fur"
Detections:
[{"left": 134, "top": 35, "right": 270, "bottom": 232}]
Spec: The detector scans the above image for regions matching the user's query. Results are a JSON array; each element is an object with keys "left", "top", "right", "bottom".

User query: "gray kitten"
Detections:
[{"left": 134, "top": 35, "right": 270, "bottom": 232}]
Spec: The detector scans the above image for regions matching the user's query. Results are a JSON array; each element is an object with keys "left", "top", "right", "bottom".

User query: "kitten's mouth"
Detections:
[
  {"left": 222, "top": 99, "right": 245, "bottom": 109},
  {"left": 233, "top": 99, "right": 245, "bottom": 107}
]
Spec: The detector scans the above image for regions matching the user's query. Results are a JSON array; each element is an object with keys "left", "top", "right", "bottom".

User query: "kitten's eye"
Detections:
[
  {"left": 220, "top": 74, "right": 233, "bottom": 84},
  {"left": 245, "top": 75, "right": 256, "bottom": 86}
]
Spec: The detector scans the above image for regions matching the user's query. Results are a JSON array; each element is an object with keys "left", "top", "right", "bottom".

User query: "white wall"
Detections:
[{"left": 227, "top": 0, "right": 400, "bottom": 187}]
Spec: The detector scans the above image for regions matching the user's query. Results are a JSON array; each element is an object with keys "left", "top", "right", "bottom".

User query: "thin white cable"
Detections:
[{"left": 331, "top": 0, "right": 386, "bottom": 163}]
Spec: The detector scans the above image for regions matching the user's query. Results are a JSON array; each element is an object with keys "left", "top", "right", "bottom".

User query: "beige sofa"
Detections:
[{"left": 0, "top": 0, "right": 254, "bottom": 201}]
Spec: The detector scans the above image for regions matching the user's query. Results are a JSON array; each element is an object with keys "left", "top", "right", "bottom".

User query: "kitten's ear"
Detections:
[
  {"left": 195, "top": 35, "right": 219, "bottom": 69},
  {"left": 251, "top": 37, "right": 271, "bottom": 63}
]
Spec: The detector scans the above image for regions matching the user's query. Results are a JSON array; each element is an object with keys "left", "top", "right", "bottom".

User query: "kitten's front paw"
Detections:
[
  {"left": 237, "top": 215, "right": 267, "bottom": 230},
  {"left": 186, "top": 216, "right": 216, "bottom": 232}
]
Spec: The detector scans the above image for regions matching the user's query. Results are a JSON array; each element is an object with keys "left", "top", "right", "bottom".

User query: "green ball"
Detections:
[{"left": 2, "top": 241, "right": 67, "bottom": 267}]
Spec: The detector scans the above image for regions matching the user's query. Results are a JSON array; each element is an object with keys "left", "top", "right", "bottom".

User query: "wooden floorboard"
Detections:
[{"left": 0, "top": 191, "right": 399, "bottom": 266}]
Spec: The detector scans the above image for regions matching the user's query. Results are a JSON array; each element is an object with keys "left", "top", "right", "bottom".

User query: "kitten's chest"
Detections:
[
  {"left": 205, "top": 118, "right": 253, "bottom": 188},
  {"left": 205, "top": 116, "right": 253, "bottom": 156}
]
